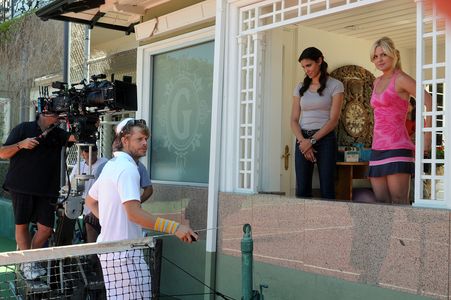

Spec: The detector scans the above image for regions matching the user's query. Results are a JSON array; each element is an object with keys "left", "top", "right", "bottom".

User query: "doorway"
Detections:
[{"left": 261, "top": 26, "right": 297, "bottom": 196}]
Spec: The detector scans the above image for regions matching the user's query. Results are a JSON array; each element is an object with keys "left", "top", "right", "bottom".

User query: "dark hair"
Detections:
[
  {"left": 298, "top": 47, "right": 329, "bottom": 97},
  {"left": 81, "top": 145, "right": 98, "bottom": 152}
]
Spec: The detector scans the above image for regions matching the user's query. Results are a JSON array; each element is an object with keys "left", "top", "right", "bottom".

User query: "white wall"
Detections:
[
  {"left": 296, "top": 25, "right": 415, "bottom": 79},
  {"left": 90, "top": 27, "right": 138, "bottom": 57},
  {"left": 296, "top": 26, "right": 375, "bottom": 76}
]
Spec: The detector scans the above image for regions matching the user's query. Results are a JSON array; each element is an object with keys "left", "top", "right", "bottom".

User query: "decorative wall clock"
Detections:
[
  {"left": 344, "top": 100, "right": 368, "bottom": 138},
  {"left": 330, "top": 65, "right": 375, "bottom": 147}
]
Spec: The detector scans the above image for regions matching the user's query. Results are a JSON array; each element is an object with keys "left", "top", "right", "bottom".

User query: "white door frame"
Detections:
[{"left": 413, "top": 0, "right": 451, "bottom": 208}]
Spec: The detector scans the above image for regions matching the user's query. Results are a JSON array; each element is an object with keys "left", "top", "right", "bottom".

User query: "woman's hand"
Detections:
[
  {"left": 298, "top": 139, "right": 312, "bottom": 155},
  {"left": 303, "top": 147, "right": 317, "bottom": 163}
]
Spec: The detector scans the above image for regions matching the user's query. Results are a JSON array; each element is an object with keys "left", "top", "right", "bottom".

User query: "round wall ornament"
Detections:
[
  {"left": 344, "top": 100, "right": 369, "bottom": 138},
  {"left": 330, "top": 65, "right": 375, "bottom": 147}
]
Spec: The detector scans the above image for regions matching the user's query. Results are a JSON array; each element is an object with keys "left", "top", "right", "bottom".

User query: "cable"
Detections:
[
  {"left": 146, "top": 226, "right": 223, "bottom": 240},
  {"left": 159, "top": 292, "right": 215, "bottom": 299},
  {"left": 161, "top": 255, "right": 238, "bottom": 300}
]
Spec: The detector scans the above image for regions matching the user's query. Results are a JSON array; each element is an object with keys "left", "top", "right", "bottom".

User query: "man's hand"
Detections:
[
  {"left": 174, "top": 225, "right": 198, "bottom": 243},
  {"left": 19, "top": 137, "right": 39, "bottom": 150}
]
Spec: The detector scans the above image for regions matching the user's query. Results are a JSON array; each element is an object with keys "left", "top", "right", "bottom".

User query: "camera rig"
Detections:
[
  {"left": 37, "top": 74, "right": 137, "bottom": 144},
  {"left": 37, "top": 74, "right": 137, "bottom": 220}
]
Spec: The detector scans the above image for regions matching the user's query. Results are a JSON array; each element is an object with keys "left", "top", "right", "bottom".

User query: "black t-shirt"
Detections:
[{"left": 3, "top": 121, "right": 70, "bottom": 197}]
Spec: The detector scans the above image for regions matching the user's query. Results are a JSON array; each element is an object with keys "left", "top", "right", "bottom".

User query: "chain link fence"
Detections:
[{"left": 0, "top": 0, "right": 52, "bottom": 23}]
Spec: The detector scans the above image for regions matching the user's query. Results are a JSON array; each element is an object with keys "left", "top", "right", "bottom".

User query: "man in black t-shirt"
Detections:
[{"left": 0, "top": 112, "right": 75, "bottom": 279}]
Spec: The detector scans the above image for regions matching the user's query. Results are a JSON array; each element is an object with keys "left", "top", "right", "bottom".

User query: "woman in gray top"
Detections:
[{"left": 290, "top": 47, "right": 344, "bottom": 199}]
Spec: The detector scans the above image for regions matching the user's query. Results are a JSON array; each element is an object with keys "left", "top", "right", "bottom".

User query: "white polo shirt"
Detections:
[{"left": 88, "top": 151, "right": 142, "bottom": 242}]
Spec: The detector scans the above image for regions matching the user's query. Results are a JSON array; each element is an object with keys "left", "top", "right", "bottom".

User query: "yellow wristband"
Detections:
[{"left": 154, "top": 217, "right": 180, "bottom": 234}]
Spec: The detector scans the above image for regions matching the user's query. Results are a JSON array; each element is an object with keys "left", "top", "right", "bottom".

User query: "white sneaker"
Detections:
[
  {"left": 34, "top": 262, "right": 47, "bottom": 276},
  {"left": 20, "top": 263, "right": 40, "bottom": 280},
  {"left": 20, "top": 263, "right": 45, "bottom": 280}
]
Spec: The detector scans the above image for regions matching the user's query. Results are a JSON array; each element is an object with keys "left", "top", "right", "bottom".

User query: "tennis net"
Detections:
[{"left": 0, "top": 236, "right": 162, "bottom": 299}]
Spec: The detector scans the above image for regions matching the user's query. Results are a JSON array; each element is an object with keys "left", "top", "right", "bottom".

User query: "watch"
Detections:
[{"left": 310, "top": 138, "right": 317, "bottom": 145}]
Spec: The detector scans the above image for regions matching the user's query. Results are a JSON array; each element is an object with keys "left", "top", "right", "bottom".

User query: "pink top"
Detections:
[{"left": 370, "top": 71, "right": 415, "bottom": 151}]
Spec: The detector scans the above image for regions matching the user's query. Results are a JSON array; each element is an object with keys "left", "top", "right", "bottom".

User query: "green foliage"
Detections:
[
  {"left": 0, "top": 18, "right": 16, "bottom": 34},
  {"left": 0, "top": 11, "right": 34, "bottom": 42},
  {"left": 437, "top": 145, "right": 444, "bottom": 159}
]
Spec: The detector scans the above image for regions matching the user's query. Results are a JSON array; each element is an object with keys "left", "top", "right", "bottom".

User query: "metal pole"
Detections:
[
  {"left": 60, "top": 21, "right": 71, "bottom": 187},
  {"left": 241, "top": 224, "right": 253, "bottom": 300},
  {"left": 63, "top": 22, "right": 70, "bottom": 83},
  {"left": 83, "top": 25, "right": 90, "bottom": 80}
]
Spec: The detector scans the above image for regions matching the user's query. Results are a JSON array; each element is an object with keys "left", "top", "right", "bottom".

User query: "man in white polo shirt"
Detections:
[{"left": 86, "top": 118, "right": 197, "bottom": 299}]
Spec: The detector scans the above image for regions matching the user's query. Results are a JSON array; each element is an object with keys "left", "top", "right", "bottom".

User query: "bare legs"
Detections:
[
  {"left": 15, "top": 223, "right": 53, "bottom": 250},
  {"left": 15, "top": 224, "right": 30, "bottom": 251},
  {"left": 370, "top": 173, "right": 411, "bottom": 205}
]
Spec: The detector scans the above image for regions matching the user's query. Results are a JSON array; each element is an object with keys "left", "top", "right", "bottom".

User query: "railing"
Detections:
[{"left": 0, "top": 0, "right": 52, "bottom": 23}]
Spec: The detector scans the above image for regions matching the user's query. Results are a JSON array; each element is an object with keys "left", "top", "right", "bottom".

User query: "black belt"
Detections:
[{"left": 301, "top": 129, "right": 319, "bottom": 138}]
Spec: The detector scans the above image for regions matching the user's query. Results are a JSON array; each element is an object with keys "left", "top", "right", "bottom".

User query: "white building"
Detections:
[{"left": 35, "top": 0, "right": 450, "bottom": 298}]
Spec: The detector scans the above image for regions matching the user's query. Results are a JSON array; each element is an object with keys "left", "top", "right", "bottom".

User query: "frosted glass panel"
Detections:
[{"left": 151, "top": 41, "right": 214, "bottom": 183}]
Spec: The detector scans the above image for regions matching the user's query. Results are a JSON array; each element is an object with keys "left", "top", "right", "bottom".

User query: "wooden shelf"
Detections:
[{"left": 335, "top": 161, "right": 369, "bottom": 201}]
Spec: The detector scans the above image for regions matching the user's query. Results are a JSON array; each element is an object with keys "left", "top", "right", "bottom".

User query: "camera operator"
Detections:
[
  {"left": 68, "top": 145, "right": 107, "bottom": 244},
  {"left": 0, "top": 112, "right": 76, "bottom": 280},
  {"left": 85, "top": 118, "right": 197, "bottom": 299}
]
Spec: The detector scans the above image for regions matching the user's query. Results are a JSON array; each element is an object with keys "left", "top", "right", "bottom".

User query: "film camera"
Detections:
[
  {"left": 37, "top": 74, "right": 138, "bottom": 219},
  {"left": 37, "top": 74, "right": 137, "bottom": 143}
]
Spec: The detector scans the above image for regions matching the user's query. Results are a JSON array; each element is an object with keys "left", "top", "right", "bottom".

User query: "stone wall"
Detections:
[
  {"left": 218, "top": 193, "right": 449, "bottom": 299},
  {"left": 142, "top": 183, "right": 208, "bottom": 237},
  {"left": 0, "top": 14, "right": 64, "bottom": 123}
]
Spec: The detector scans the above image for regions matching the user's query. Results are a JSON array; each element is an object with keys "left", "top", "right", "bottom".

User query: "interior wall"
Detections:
[
  {"left": 296, "top": 25, "right": 416, "bottom": 79},
  {"left": 296, "top": 26, "right": 376, "bottom": 75}
]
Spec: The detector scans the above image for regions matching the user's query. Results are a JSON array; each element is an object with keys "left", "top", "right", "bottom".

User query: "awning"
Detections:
[{"left": 36, "top": 0, "right": 170, "bottom": 33}]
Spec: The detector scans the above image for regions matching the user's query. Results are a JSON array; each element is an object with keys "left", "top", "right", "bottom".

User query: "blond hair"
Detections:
[{"left": 370, "top": 36, "right": 401, "bottom": 70}]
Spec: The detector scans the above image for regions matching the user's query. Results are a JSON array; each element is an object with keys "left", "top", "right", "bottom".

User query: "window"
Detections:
[
  {"left": 422, "top": 83, "right": 445, "bottom": 200},
  {"left": 150, "top": 41, "right": 214, "bottom": 184}
]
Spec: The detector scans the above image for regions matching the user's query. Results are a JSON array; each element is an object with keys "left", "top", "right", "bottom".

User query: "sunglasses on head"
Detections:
[
  {"left": 126, "top": 119, "right": 146, "bottom": 126},
  {"left": 119, "top": 119, "right": 147, "bottom": 136}
]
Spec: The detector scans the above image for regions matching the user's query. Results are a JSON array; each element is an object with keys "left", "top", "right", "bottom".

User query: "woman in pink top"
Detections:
[{"left": 369, "top": 37, "right": 431, "bottom": 204}]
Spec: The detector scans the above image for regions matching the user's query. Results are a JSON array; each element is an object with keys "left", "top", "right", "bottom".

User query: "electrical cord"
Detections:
[{"left": 159, "top": 255, "right": 238, "bottom": 300}]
